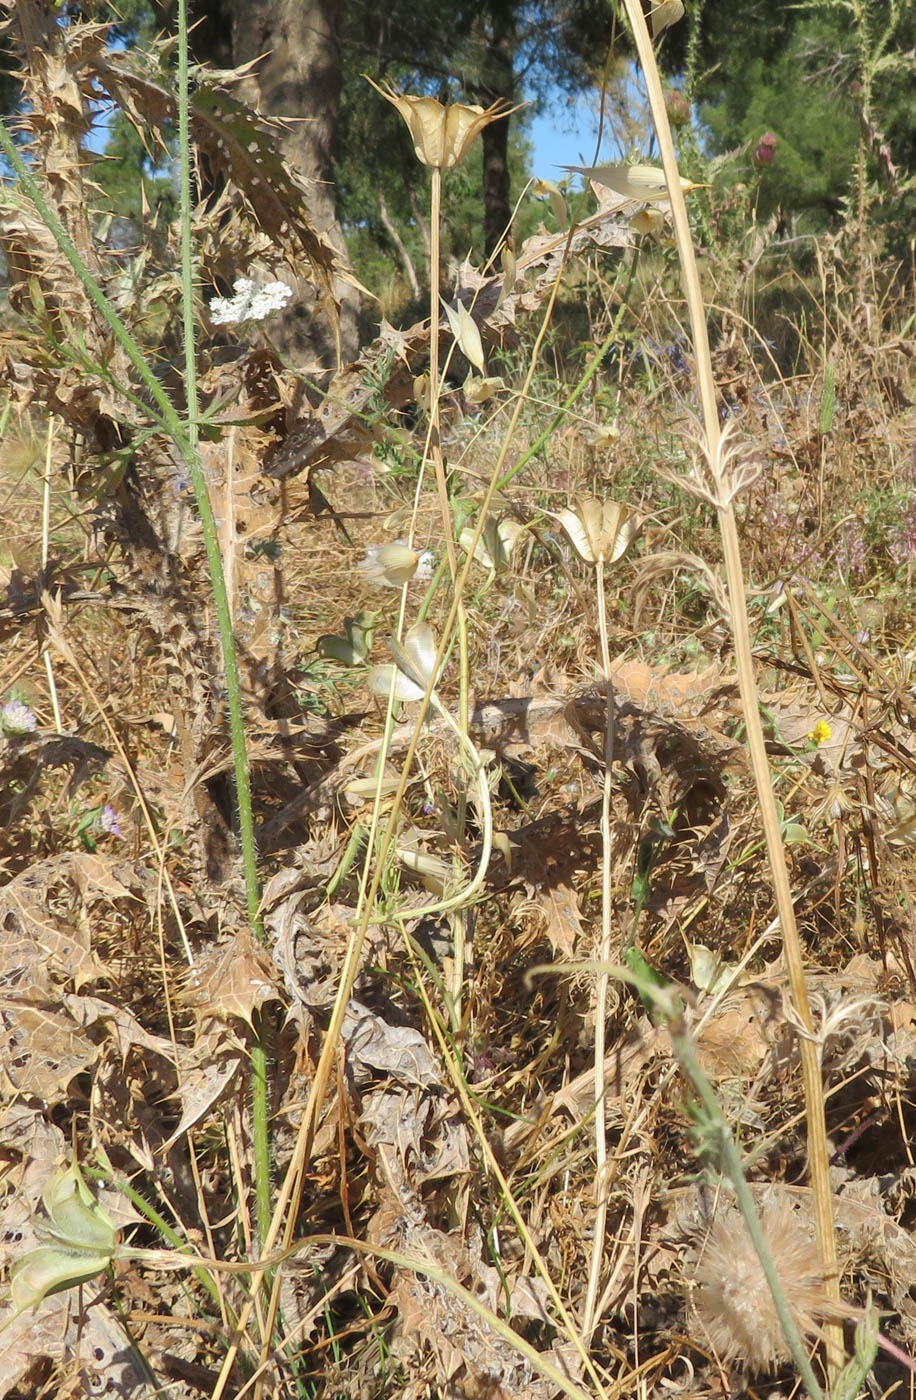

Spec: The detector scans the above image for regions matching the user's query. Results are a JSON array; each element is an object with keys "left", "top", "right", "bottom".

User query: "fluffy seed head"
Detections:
[{"left": 692, "top": 1198, "right": 826, "bottom": 1371}]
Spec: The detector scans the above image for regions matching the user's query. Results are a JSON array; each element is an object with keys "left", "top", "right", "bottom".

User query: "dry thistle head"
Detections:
[
  {"left": 692, "top": 1197, "right": 828, "bottom": 1371},
  {"left": 369, "top": 622, "right": 441, "bottom": 703},
  {"left": 365, "top": 78, "right": 524, "bottom": 169},
  {"left": 650, "top": 0, "right": 686, "bottom": 37}
]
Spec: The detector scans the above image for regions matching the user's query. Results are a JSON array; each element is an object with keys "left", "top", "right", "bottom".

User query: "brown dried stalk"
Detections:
[{"left": 620, "top": 0, "right": 843, "bottom": 1380}]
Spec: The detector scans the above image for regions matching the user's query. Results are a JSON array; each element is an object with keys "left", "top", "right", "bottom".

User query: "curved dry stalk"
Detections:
[{"left": 386, "top": 694, "right": 494, "bottom": 923}]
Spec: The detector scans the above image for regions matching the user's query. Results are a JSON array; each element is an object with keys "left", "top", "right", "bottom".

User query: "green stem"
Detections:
[
  {"left": 86, "top": 1165, "right": 223, "bottom": 1309},
  {"left": 0, "top": 127, "right": 184, "bottom": 445},
  {"left": 1, "top": 18, "right": 270, "bottom": 1251},
  {"left": 0, "top": 89, "right": 261, "bottom": 949},
  {"left": 174, "top": 0, "right": 270, "bottom": 1253},
  {"left": 177, "top": 5, "right": 199, "bottom": 457}
]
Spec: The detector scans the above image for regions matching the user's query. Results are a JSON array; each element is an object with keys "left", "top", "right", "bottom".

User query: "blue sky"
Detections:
[{"left": 527, "top": 94, "right": 604, "bottom": 181}]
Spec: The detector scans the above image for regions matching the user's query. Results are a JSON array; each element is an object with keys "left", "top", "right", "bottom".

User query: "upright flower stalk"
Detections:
[
  {"left": 366, "top": 80, "right": 521, "bottom": 1016},
  {"left": 620, "top": 0, "right": 842, "bottom": 1380},
  {"left": 245, "top": 110, "right": 583, "bottom": 1400},
  {"left": 555, "top": 500, "right": 641, "bottom": 1341}
]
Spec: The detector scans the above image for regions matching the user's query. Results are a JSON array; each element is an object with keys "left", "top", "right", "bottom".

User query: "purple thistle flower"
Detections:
[{"left": 754, "top": 132, "right": 778, "bottom": 166}]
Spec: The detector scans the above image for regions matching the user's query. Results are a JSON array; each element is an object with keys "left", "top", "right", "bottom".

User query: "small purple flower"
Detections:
[
  {"left": 1, "top": 699, "right": 38, "bottom": 736},
  {"left": 763, "top": 497, "right": 789, "bottom": 533},
  {"left": 889, "top": 496, "right": 916, "bottom": 567},
  {"left": 841, "top": 520, "right": 866, "bottom": 577},
  {"left": 97, "top": 804, "right": 122, "bottom": 838}
]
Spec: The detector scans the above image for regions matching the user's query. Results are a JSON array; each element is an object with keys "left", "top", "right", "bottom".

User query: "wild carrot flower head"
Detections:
[{"left": 209, "top": 278, "right": 293, "bottom": 325}]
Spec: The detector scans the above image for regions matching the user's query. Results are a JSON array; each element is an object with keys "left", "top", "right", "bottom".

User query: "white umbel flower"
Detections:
[{"left": 209, "top": 278, "right": 293, "bottom": 325}]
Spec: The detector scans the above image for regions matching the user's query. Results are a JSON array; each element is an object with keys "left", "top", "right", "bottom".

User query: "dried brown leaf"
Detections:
[
  {"left": 535, "top": 880, "right": 586, "bottom": 959},
  {"left": 0, "top": 864, "right": 111, "bottom": 992},
  {"left": 162, "top": 1032, "right": 243, "bottom": 1150},
  {"left": 62, "top": 994, "right": 174, "bottom": 1063},
  {"left": 71, "top": 852, "right": 137, "bottom": 904},
  {"left": 0, "top": 999, "right": 99, "bottom": 1101},
  {"left": 181, "top": 928, "right": 283, "bottom": 1027},
  {"left": 96, "top": 55, "right": 340, "bottom": 290}
]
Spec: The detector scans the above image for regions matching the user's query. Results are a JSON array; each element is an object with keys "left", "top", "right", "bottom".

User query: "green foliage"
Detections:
[
  {"left": 89, "top": 111, "right": 177, "bottom": 222},
  {"left": 700, "top": 15, "right": 858, "bottom": 225},
  {"left": 692, "top": 0, "right": 915, "bottom": 236},
  {"left": 6, "top": 0, "right": 914, "bottom": 290}
]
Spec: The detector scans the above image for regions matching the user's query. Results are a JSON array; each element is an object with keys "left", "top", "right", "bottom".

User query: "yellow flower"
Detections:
[
  {"left": 808, "top": 720, "right": 833, "bottom": 745},
  {"left": 365, "top": 77, "right": 525, "bottom": 169}
]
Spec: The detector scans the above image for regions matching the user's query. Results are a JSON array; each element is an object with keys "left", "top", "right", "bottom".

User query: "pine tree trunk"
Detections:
[{"left": 475, "top": 2, "right": 517, "bottom": 258}]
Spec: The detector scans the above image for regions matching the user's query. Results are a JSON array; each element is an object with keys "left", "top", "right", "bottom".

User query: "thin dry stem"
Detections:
[
  {"left": 40, "top": 417, "right": 62, "bottom": 732},
  {"left": 621, "top": 0, "right": 842, "bottom": 1377},
  {"left": 581, "top": 555, "right": 616, "bottom": 1342}
]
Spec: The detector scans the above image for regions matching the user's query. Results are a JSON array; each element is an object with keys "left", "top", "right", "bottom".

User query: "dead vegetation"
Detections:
[{"left": 1, "top": 3, "right": 916, "bottom": 1398}]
